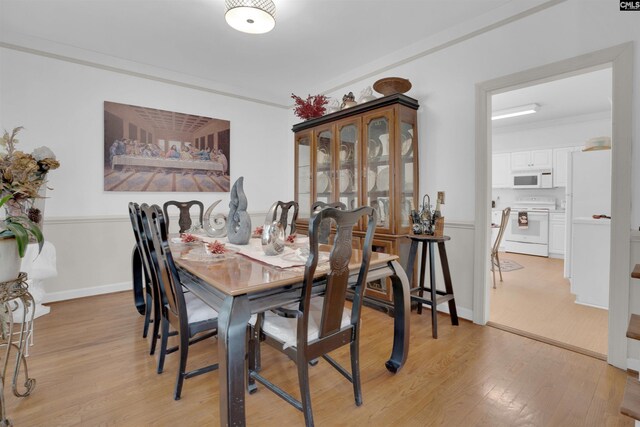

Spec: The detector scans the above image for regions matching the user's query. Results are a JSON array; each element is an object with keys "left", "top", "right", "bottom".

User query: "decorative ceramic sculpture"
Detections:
[
  {"left": 261, "top": 202, "right": 285, "bottom": 255},
  {"left": 358, "top": 86, "right": 376, "bottom": 104},
  {"left": 326, "top": 99, "right": 340, "bottom": 114},
  {"left": 203, "top": 199, "right": 228, "bottom": 238},
  {"left": 227, "top": 177, "right": 251, "bottom": 244},
  {"left": 340, "top": 92, "right": 357, "bottom": 110}
]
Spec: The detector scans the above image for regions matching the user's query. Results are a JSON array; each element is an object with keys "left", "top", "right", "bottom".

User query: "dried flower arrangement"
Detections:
[
  {"left": 286, "top": 233, "right": 296, "bottom": 244},
  {"left": 253, "top": 225, "right": 264, "bottom": 237},
  {"left": 291, "top": 93, "right": 329, "bottom": 120},
  {"left": 180, "top": 233, "right": 200, "bottom": 244},
  {"left": 0, "top": 127, "right": 60, "bottom": 223},
  {"left": 206, "top": 240, "right": 227, "bottom": 255}
]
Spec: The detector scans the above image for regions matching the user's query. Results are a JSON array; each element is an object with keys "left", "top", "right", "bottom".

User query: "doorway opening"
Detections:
[
  {"left": 487, "top": 68, "right": 612, "bottom": 359},
  {"left": 473, "top": 43, "right": 633, "bottom": 369}
]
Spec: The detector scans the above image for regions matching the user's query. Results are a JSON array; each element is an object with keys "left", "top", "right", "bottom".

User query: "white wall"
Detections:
[
  {"left": 315, "top": 0, "right": 639, "bottom": 326},
  {"left": 0, "top": 47, "right": 290, "bottom": 296}
]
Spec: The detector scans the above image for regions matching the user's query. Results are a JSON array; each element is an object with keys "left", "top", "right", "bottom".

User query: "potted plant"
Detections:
[
  {"left": 0, "top": 126, "right": 53, "bottom": 283},
  {"left": 0, "top": 193, "right": 44, "bottom": 282}
]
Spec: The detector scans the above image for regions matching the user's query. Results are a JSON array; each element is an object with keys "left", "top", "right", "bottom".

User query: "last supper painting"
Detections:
[{"left": 104, "top": 101, "right": 230, "bottom": 192}]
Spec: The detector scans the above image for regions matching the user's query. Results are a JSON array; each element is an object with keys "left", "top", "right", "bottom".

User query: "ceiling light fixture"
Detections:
[
  {"left": 491, "top": 103, "right": 540, "bottom": 120},
  {"left": 225, "top": 0, "right": 276, "bottom": 34}
]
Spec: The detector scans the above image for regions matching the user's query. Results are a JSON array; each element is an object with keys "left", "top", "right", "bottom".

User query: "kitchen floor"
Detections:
[{"left": 489, "top": 252, "right": 608, "bottom": 357}]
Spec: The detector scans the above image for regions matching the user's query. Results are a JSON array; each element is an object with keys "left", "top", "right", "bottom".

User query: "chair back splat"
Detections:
[
  {"left": 310, "top": 201, "right": 346, "bottom": 244},
  {"left": 162, "top": 200, "right": 204, "bottom": 234},
  {"left": 271, "top": 201, "right": 299, "bottom": 236}
]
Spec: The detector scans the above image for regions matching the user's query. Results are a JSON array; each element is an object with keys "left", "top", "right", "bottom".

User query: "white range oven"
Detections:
[{"left": 504, "top": 197, "right": 555, "bottom": 257}]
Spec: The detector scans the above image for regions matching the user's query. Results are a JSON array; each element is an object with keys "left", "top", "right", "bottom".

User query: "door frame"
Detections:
[{"left": 473, "top": 42, "right": 633, "bottom": 369}]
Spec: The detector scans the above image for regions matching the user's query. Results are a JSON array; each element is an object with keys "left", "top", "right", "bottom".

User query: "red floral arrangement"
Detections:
[
  {"left": 291, "top": 93, "right": 329, "bottom": 120},
  {"left": 180, "top": 233, "right": 199, "bottom": 243},
  {"left": 253, "top": 225, "right": 264, "bottom": 237},
  {"left": 206, "top": 240, "right": 227, "bottom": 255},
  {"left": 286, "top": 234, "right": 297, "bottom": 244}
]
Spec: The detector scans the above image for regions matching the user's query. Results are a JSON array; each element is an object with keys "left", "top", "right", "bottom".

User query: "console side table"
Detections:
[
  {"left": 0, "top": 272, "right": 37, "bottom": 426},
  {"left": 405, "top": 234, "right": 459, "bottom": 338}
]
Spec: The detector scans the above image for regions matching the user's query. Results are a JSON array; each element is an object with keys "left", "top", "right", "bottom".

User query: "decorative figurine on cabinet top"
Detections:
[
  {"left": 358, "top": 86, "right": 376, "bottom": 104},
  {"left": 340, "top": 92, "right": 357, "bottom": 110}
]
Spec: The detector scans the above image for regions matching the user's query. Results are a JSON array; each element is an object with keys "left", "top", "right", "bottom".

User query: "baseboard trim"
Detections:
[
  {"left": 628, "top": 358, "right": 640, "bottom": 374},
  {"left": 43, "top": 281, "right": 131, "bottom": 303},
  {"left": 487, "top": 321, "right": 607, "bottom": 361},
  {"left": 426, "top": 303, "right": 473, "bottom": 321}
]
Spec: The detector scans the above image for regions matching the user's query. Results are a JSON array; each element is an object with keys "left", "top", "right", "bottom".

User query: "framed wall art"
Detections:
[{"left": 104, "top": 101, "right": 231, "bottom": 192}]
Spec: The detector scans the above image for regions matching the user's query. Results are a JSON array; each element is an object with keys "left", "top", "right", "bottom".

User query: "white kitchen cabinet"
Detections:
[
  {"left": 549, "top": 212, "right": 566, "bottom": 258},
  {"left": 510, "top": 149, "right": 552, "bottom": 171},
  {"left": 492, "top": 153, "right": 511, "bottom": 188}
]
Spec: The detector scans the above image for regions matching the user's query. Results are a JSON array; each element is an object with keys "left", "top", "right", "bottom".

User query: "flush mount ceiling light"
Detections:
[
  {"left": 225, "top": 0, "right": 276, "bottom": 34},
  {"left": 491, "top": 103, "right": 540, "bottom": 120}
]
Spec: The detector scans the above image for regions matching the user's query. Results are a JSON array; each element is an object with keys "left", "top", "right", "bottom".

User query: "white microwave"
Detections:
[{"left": 511, "top": 170, "right": 552, "bottom": 189}]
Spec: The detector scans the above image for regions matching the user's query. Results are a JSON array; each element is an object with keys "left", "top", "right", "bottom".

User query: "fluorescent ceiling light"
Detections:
[{"left": 491, "top": 103, "right": 540, "bottom": 120}]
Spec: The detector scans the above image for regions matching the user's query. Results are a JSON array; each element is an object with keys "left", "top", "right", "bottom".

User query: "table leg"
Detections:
[
  {"left": 438, "top": 242, "right": 459, "bottom": 326},
  {"left": 405, "top": 239, "right": 419, "bottom": 284},
  {"left": 418, "top": 242, "right": 427, "bottom": 315},
  {"left": 218, "top": 294, "right": 250, "bottom": 427},
  {"left": 385, "top": 260, "right": 410, "bottom": 373},
  {"left": 429, "top": 242, "right": 438, "bottom": 339}
]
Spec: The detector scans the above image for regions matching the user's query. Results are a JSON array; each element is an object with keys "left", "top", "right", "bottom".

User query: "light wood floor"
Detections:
[
  {"left": 5, "top": 291, "right": 630, "bottom": 426},
  {"left": 489, "top": 252, "right": 609, "bottom": 357}
]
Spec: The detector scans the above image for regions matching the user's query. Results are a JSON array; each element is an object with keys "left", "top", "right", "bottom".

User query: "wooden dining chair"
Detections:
[
  {"left": 492, "top": 207, "right": 511, "bottom": 288},
  {"left": 271, "top": 201, "right": 299, "bottom": 236},
  {"left": 311, "top": 201, "right": 346, "bottom": 244},
  {"left": 140, "top": 203, "right": 219, "bottom": 400},
  {"left": 162, "top": 200, "right": 204, "bottom": 234},
  {"left": 128, "top": 202, "right": 161, "bottom": 355},
  {"left": 248, "top": 205, "right": 377, "bottom": 426}
]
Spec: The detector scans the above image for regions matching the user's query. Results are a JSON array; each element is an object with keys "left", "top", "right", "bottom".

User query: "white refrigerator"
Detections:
[{"left": 564, "top": 149, "right": 611, "bottom": 309}]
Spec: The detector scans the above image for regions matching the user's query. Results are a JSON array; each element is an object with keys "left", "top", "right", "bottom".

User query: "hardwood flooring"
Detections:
[
  {"left": 5, "top": 291, "right": 630, "bottom": 426},
  {"left": 489, "top": 252, "right": 608, "bottom": 357}
]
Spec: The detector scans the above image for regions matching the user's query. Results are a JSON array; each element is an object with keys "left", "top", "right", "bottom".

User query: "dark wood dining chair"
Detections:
[
  {"left": 248, "top": 205, "right": 377, "bottom": 426},
  {"left": 140, "top": 203, "right": 219, "bottom": 400},
  {"left": 271, "top": 201, "right": 299, "bottom": 236},
  {"left": 162, "top": 200, "right": 204, "bottom": 234},
  {"left": 128, "top": 202, "right": 161, "bottom": 355},
  {"left": 492, "top": 207, "right": 511, "bottom": 288},
  {"left": 311, "top": 201, "right": 346, "bottom": 244}
]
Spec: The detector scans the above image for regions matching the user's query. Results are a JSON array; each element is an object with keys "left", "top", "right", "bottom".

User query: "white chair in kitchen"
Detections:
[{"left": 492, "top": 207, "right": 511, "bottom": 288}]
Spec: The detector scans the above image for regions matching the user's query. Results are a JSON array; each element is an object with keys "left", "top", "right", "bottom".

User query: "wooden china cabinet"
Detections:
[{"left": 293, "top": 93, "right": 419, "bottom": 311}]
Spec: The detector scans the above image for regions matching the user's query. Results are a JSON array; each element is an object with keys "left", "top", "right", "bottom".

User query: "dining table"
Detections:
[{"left": 171, "top": 236, "right": 411, "bottom": 427}]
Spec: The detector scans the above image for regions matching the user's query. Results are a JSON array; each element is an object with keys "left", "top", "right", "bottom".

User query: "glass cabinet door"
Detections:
[
  {"left": 399, "top": 120, "right": 416, "bottom": 231},
  {"left": 364, "top": 111, "right": 393, "bottom": 233},
  {"left": 337, "top": 119, "right": 360, "bottom": 213},
  {"left": 315, "top": 128, "right": 333, "bottom": 205},
  {"left": 295, "top": 132, "right": 312, "bottom": 220}
]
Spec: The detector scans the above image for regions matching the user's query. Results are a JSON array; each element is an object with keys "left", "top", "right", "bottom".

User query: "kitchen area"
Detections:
[
  {"left": 488, "top": 67, "right": 612, "bottom": 357},
  {"left": 492, "top": 142, "right": 612, "bottom": 309}
]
